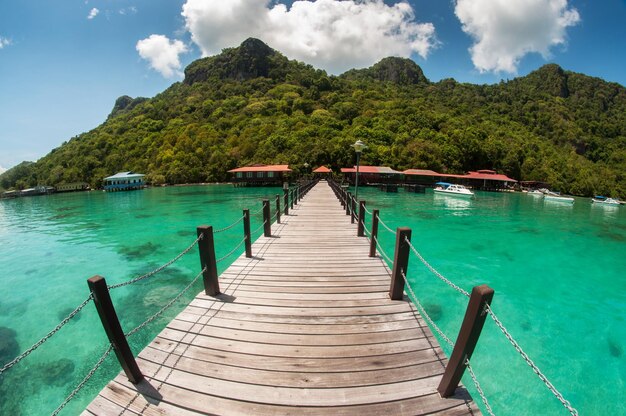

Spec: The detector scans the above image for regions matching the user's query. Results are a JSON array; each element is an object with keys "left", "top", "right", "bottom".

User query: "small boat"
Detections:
[
  {"left": 591, "top": 196, "right": 621, "bottom": 206},
  {"left": 543, "top": 190, "right": 574, "bottom": 204},
  {"left": 433, "top": 182, "right": 474, "bottom": 198},
  {"left": 527, "top": 189, "right": 544, "bottom": 196}
]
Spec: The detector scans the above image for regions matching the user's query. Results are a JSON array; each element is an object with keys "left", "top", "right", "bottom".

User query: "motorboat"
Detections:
[
  {"left": 543, "top": 190, "right": 574, "bottom": 204},
  {"left": 527, "top": 189, "right": 544, "bottom": 196},
  {"left": 433, "top": 182, "right": 474, "bottom": 197},
  {"left": 591, "top": 196, "right": 621, "bottom": 206}
]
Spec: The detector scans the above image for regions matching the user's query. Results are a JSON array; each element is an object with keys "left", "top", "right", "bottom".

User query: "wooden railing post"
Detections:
[
  {"left": 290, "top": 190, "right": 294, "bottom": 210},
  {"left": 87, "top": 275, "right": 143, "bottom": 384},
  {"left": 346, "top": 192, "right": 352, "bottom": 216},
  {"left": 243, "top": 209, "right": 252, "bottom": 258},
  {"left": 350, "top": 194, "right": 356, "bottom": 224},
  {"left": 357, "top": 201, "right": 366, "bottom": 236},
  {"left": 275, "top": 194, "right": 281, "bottom": 224},
  {"left": 283, "top": 189, "right": 289, "bottom": 215},
  {"left": 262, "top": 200, "right": 271, "bottom": 237},
  {"left": 197, "top": 226, "right": 220, "bottom": 296},
  {"left": 294, "top": 188, "right": 299, "bottom": 205},
  {"left": 438, "top": 285, "right": 495, "bottom": 397},
  {"left": 389, "top": 227, "right": 412, "bottom": 300},
  {"left": 369, "top": 209, "right": 379, "bottom": 257}
]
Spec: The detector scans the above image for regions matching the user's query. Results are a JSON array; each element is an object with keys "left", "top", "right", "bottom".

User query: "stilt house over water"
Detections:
[
  {"left": 228, "top": 164, "right": 292, "bottom": 186},
  {"left": 103, "top": 172, "right": 145, "bottom": 192}
]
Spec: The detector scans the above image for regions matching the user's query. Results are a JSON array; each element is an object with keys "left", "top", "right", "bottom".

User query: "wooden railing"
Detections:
[
  {"left": 327, "top": 178, "right": 494, "bottom": 398},
  {"left": 85, "top": 179, "right": 319, "bottom": 385}
]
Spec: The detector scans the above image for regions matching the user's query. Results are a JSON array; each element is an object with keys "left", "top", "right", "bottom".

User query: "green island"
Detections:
[{"left": 1, "top": 38, "right": 624, "bottom": 197}]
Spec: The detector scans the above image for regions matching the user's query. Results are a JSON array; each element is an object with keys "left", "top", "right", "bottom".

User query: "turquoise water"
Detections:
[
  {"left": 354, "top": 186, "right": 626, "bottom": 416},
  {"left": 0, "top": 185, "right": 281, "bottom": 415},
  {"left": 0, "top": 184, "right": 624, "bottom": 415}
]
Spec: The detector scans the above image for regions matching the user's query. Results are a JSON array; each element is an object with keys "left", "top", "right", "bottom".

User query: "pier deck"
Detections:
[{"left": 85, "top": 182, "right": 481, "bottom": 415}]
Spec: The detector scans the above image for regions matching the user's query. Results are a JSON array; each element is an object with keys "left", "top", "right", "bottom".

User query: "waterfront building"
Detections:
[
  {"left": 103, "top": 172, "right": 145, "bottom": 192},
  {"left": 227, "top": 164, "right": 292, "bottom": 186},
  {"left": 340, "top": 165, "right": 403, "bottom": 185}
]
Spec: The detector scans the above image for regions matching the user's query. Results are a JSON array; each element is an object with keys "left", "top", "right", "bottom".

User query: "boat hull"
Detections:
[{"left": 434, "top": 189, "right": 474, "bottom": 198}]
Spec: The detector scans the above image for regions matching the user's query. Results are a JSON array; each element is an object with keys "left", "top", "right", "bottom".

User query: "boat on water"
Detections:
[
  {"left": 591, "top": 196, "right": 622, "bottom": 206},
  {"left": 543, "top": 190, "right": 574, "bottom": 204},
  {"left": 433, "top": 182, "right": 474, "bottom": 198},
  {"left": 527, "top": 189, "right": 544, "bottom": 196}
]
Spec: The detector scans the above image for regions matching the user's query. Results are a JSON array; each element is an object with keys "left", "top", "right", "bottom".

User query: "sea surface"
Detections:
[{"left": 0, "top": 184, "right": 624, "bottom": 415}]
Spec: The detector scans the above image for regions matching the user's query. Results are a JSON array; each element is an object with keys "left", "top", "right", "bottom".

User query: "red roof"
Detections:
[
  {"left": 228, "top": 164, "right": 292, "bottom": 173},
  {"left": 313, "top": 166, "right": 332, "bottom": 173},
  {"left": 464, "top": 171, "right": 517, "bottom": 182},
  {"left": 402, "top": 168, "right": 516, "bottom": 182},
  {"left": 403, "top": 169, "right": 440, "bottom": 176},
  {"left": 340, "top": 166, "right": 401, "bottom": 174}
]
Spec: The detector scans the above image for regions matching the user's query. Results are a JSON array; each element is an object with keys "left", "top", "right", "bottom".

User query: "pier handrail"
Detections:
[{"left": 327, "top": 178, "right": 579, "bottom": 416}]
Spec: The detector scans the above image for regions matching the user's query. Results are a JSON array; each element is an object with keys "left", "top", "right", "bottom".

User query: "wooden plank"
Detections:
[{"left": 87, "top": 181, "right": 481, "bottom": 416}]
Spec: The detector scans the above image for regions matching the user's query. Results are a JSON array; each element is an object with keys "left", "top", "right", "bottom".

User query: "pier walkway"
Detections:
[{"left": 85, "top": 182, "right": 481, "bottom": 415}]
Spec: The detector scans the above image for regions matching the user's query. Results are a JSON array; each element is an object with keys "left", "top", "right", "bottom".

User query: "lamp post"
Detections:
[
  {"left": 351, "top": 140, "right": 367, "bottom": 201},
  {"left": 303, "top": 162, "right": 309, "bottom": 179}
]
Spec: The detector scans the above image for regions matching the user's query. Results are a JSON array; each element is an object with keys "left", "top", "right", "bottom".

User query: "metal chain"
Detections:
[
  {"left": 51, "top": 343, "right": 114, "bottom": 416},
  {"left": 216, "top": 237, "right": 247, "bottom": 263},
  {"left": 0, "top": 293, "right": 94, "bottom": 375},
  {"left": 214, "top": 215, "right": 245, "bottom": 234},
  {"left": 377, "top": 216, "right": 396, "bottom": 235},
  {"left": 400, "top": 270, "right": 454, "bottom": 348},
  {"left": 404, "top": 236, "right": 471, "bottom": 298},
  {"left": 252, "top": 204, "right": 265, "bottom": 215},
  {"left": 373, "top": 235, "right": 393, "bottom": 265},
  {"left": 126, "top": 267, "right": 206, "bottom": 338},
  {"left": 400, "top": 270, "right": 495, "bottom": 415},
  {"left": 252, "top": 220, "right": 267, "bottom": 235},
  {"left": 486, "top": 305, "right": 579, "bottom": 416},
  {"left": 466, "top": 359, "right": 496, "bottom": 416},
  {"left": 108, "top": 234, "right": 202, "bottom": 290},
  {"left": 363, "top": 205, "right": 373, "bottom": 215}
]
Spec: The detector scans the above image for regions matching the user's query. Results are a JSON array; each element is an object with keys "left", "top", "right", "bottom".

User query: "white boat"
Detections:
[
  {"left": 527, "top": 189, "right": 544, "bottom": 196},
  {"left": 433, "top": 182, "right": 474, "bottom": 198},
  {"left": 591, "top": 196, "right": 621, "bottom": 206},
  {"left": 543, "top": 190, "right": 574, "bottom": 204}
]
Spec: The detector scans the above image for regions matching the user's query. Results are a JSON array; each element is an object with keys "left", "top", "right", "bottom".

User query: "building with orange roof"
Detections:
[{"left": 227, "top": 164, "right": 292, "bottom": 186}]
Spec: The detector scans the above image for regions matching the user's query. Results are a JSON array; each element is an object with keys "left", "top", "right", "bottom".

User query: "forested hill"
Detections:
[{"left": 2, "top": 38, "right": 625, "bottom": 197}]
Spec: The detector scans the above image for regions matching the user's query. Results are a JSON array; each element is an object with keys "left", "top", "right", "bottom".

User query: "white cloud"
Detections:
[
  {"left": 180, "top": 0, "right": 437, "bottom": 74},
  {"left": 136, "top": 34, "right": 188, "bottom": 78},
  {"left": 87, "top": 7, "right": 100, "bottom": 20},
  {"left": 455, "top": 0, "right": 580, "bottom": 73},
  {"left": 0, "top": 36, "right": 11, "bottom": 49},
  {"left": 119, "top": 7, "right": 138, "bottom": 16}
]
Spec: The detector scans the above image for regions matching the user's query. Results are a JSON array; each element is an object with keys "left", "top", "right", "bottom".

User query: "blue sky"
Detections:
[{"left": 1, "top": 0, "right": 625, "bottom": 172}]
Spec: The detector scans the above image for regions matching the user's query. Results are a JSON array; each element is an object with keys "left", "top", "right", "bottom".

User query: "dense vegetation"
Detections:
[{"left": 2, "top": 38, "right": 625, "bottom": 197}]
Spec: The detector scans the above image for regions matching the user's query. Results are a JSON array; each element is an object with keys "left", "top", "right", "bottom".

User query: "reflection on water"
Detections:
[{"left": 433, "top": 194, "right": 472, "bottom": 213}]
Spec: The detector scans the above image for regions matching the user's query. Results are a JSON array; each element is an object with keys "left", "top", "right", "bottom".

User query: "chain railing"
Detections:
[
  {"left": 51, "top": 343, "right": 114, "bottom": 416},
  {"left": 486, "top": 304, "right": 578, "bottom": 415},
  {"left": 372, "top": 235, "right": 393, "bottom": 265},
  {"left": 0, "top": 293, "right": 94, "bottom": 375},
  {"left": 252, "top": 220, "right": 267, "bottom": 236},
  {"left": 377, "top": 215, "right": 396, "bottom": 235},
  {"left": 400, "top": 269, "right": 495, "bottom": 416},
  {"left": 108, "top": 234, "right": 202, "bottom": 290},
  {"left": 126, "top": 267, "right": 206, "bottom": 338},
  {"left": 466, "top": 359, "right": 495, "bottom": 416},
  {"left": 216, "top": 237, "right": 248, "bottom": 264},
  {"left": 214, "top": 214, "right": 246, "bottom": 234},
  {"left": 404, "top": 236, "right": 471, "bottom": 298}
]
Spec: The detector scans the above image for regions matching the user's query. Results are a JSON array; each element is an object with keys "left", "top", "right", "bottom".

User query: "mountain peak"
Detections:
[
  {"left": 341, "top": 57, "right": 429, "bottom": 85},
  {"left": 523, "top": 63, "right": 569, "bottom": 97},
  {"left": 183, "top": 38, "right": 287, "bottom": 85}
]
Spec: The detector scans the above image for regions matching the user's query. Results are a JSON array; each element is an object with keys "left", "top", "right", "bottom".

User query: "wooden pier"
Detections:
[{"left": 85, "top": 182, "right": 481, "bottom": 415}]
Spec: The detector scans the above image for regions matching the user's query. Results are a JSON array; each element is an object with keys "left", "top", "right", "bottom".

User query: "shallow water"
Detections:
[
  {"left": 354, "top": 186, "right": 626, "bottom": 416},
  {"left": 0, "top": 184, "right": 624, "bottom": 415}
]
